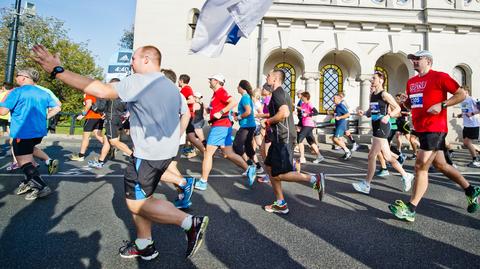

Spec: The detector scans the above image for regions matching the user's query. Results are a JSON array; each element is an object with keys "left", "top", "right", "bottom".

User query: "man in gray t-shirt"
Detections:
[{"left": 32, "top": 44, "right": 209, "bottom": 261}]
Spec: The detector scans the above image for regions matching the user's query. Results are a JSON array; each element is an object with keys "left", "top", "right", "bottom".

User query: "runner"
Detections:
[
  {"left": 0, "top": 82, "right": 12, "bottom": 137},
  {"left": 331, "top": 93, "right": 352, "bottom": 160},
  {"left": 297, "top": 91, "right": 325, "bottom": 163},
  {"left": 0, "top": 69, "right": 61, "bottom": 200},
  {"left": 195, "top": 74, "right": 256, "bottom": 190},
  {"left": 262, "top": 69, "right": 325, "bottom": 214},
  {"left": 179, "top": 74, "right": 205, "bottom": 154},
  {"left": 32, "top": 44, "right": 208, "bottom": 259},
  {"left": 456, "top": 88, "right": 480, "bottom": 167},
  {"left": 352, "top": 72, "right": 414, "bottom": 195},
  {"left": 388, "top": 50, "right": 480, "bottom": 222},
  {"left": 192, "top": 91, "right": 206, "bottom": 145}
]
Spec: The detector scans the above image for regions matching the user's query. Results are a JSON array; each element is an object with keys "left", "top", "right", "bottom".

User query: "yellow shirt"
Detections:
[{"left": 0, "top": 90, "right": 10, "bottom": 121}]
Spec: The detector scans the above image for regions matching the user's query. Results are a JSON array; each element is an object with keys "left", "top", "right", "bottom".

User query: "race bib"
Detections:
[
  {"left": 370, "top": 102, "right": 380, "bottom": 114},
  {"left": 410, "top": 93, "right": 423, "bottom": 108},
  {"left": 461, "top": 103, "right": 469, "bottom": 113}
]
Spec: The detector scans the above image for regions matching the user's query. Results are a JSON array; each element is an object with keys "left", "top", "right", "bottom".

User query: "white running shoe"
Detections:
[
  {"left": 299, "top": 157, "right": 307, "bottom": 164},
  {"left": 312, "top": 155, "right": 325, "bottom": 164},
  {"left": 352, "top": 180, "right": 371, "bottom": 194},
  {"left": 401, "top": 173, "right": 414, "bottom": 192},
  {"left": 467, "top": 161, "right": 480, "bottom": 168},
  {"left": 351, "top": 143, "right": 360, "bottom": 152}
]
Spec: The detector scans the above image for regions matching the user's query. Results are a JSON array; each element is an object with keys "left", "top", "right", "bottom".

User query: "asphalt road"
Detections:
[{"left": 0, "top": 135, "right": 479, "bottom": 268}]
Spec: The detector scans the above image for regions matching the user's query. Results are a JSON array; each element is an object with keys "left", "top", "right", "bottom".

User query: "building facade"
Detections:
[{"left": 134, "top": 0, "right": 480, "bottom": 138}]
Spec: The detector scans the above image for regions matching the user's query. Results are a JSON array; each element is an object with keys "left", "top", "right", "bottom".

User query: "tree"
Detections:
[
  {"left": 119, "top": 25, "right": 134, "bottom": 49},
  {"left": 0, "top": 7, "right": 103, "bottom": 113}
]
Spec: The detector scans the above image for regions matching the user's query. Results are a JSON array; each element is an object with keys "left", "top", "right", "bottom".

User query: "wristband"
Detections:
[
  {"left": 441, "top": 102, "right": 447, "bottom": 109},
  {"left": 81, "top": 111, "right": 87, "bottom": 116}
]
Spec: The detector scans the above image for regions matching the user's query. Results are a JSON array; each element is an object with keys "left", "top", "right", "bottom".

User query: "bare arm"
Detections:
[
  {"left": 268, "top": 104, "right": 289, "bottom": 124},
  {"left": 213, "top": 97, "right": 237, "bottom": 119},
  {"left": 186, "top": 95, "right": 195, "bottom": 105},
  {"left": 47, "top": 106, "right": 61, "bottom": 119},
  {"left": 0, "top": 107, "right": 9, "bottom": 116},
  {"left": 427, "top": 87, "right": 466, "bottom": 115},
  {"left": 383, "top": 92, "right": 401, "bottom": 118},
  {"left": 180, "top": 111, "right": 191, "bottom": 135}
]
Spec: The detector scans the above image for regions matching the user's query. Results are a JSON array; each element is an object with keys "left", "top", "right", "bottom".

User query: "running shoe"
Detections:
[
  {"left": 119, "top": 240, "right": 159, "bottom": 260},
  {"left": 299, "top": 157, "right": 307, "bottom": 164},
  {"left": 257, "top": 175, "right": 270, "bottom": 183},
  {"left": 401, "top": 173, "right": 414, "bottom": 192},
  {"left": 397, "top": 154, "right": 405, "bottom": 166},
  {"left": 264, "top": 201, "right": 289, "bottom": 214},
  {"left": 388, "top": 200, "right": 415, "bottom": 222},
  {"left": 351, "top": 143, "right": 360, "bottom": 152},
  {"left": 194, "top": 180, "right": 208, "bottom": 191},
  {"left": 312, "top": 155, "right": 325, "bottom": 164},
  {"left": 70, "top": 153, "right": 85, "bottom": 161},
  {"left": 246, "top": 165, "right": 256, "bottom": 187},
  {"left": 47, "top": 159, "right": 59, "bottom": 175},
  {"left": 88, "top": 160, "right": 105, "bottom": 169},
  {"left": 181, "top": 177, "right": 195, "bottom": 205},
  {"left": 467, "top": 161, "right": 480, "bottom": 168},
  {"left": 407, "top": 154, "right": 416, "bottom": 160},
  {"left": 185, "top": 216, "right": 209, "bottom": 258},
  {"left": 313, "top": 173, "right": 326, "bottom": 201},
  {"left": 6, "top": 162, "right": 19, "bottom": 172},
  {"left": 342, "top": 151, "right": 352, "bottom": 160},
  {"left": 466, "top": 186, "right": 480, "bottom": 213},
  {"left": 256, "top": 166, "right": 264, "bottom": 174},
  {"left": 174, "top": 198, "right": 192, "bottom": 209},
  {"left": 16, "top": 181, "right": 32, "bottom": 195},
  {"left": 375, "top": 169, "right": 390, "bottom": 177},
  {"left": 25, "top": 186, "right": 52, "bottom": 200},
  {"left": 352, "top": 180, "right": 371, "bottom": 194}
]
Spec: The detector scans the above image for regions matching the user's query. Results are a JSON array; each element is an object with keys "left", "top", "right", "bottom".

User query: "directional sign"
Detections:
[{"left": 106, "top": 49, "right": 133, "bottom": 81}]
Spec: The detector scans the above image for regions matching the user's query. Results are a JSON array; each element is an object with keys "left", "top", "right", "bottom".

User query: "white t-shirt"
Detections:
[{"left": 461, "top": 96, "right": 480, "bottom": 128}]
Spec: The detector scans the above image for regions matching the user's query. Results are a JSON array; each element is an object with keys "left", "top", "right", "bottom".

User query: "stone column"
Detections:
[
  {"left": 357, "top": 74, "right": 372, "bottom": 134},
  {"left": 301, "top": 72, "right": 320, "bottom": 108}
]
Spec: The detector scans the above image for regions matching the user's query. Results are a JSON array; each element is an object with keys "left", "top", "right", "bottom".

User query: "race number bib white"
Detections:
[
  {"left": 410, "top": 93, "right": 423, "bottom": 108},
  {"left": 370, "top": 102, "right": 380, "bottom": 113},
  {"left": 461, "top": 103, "right": 469, "bottom": 113}
]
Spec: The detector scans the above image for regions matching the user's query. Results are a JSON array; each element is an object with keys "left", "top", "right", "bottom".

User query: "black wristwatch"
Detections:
[
  {"left": 441, "top": 102, "right": 447, "bottom": 109},
  {"left": 50, "top": 66, "right": 65, "bottom": 79}
]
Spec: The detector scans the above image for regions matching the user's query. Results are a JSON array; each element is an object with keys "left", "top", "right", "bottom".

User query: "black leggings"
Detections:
[
  {"left": 233, "top": 127, "right": 256, "bottom": 159},
  {"left": 297, "top": 126, "right": 316, "bottom": 145}
]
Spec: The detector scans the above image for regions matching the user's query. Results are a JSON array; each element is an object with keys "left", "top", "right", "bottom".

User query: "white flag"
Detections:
[{"left": 190, "top": 0, "right": 272, "bottom": 57}]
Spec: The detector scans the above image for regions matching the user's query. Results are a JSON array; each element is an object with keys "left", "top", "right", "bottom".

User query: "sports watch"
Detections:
[
  {"left": 50, "top": 66, "right": 65, "bottom": 79},
  {"left": 441, "top": 102, "right": 447, "bottom": 109}
]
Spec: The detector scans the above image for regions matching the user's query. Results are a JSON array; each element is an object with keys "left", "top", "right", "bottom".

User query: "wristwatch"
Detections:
[
  {"left": 441, "top": 102, "right": 447, "bottom": 109},
  {"left": 50, "top": 66, "right": 65, "bottom": 79}
]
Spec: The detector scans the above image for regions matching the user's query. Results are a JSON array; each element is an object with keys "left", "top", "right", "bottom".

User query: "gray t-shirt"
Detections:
[{"left": 114, "top": 72, "right": 188, "bottom": 160}]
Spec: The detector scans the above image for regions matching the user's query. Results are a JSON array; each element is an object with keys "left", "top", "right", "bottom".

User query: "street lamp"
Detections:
[{"left": 4, "top": 1, "right": 36, "bottom": 84}]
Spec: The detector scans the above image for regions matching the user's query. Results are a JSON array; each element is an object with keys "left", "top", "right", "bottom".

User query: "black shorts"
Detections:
[
  {"left": 264, "top": 142, "right": 294, "bottom": 177},
  {"left": 372, "top": 120, "right": 391, "bottom": 139},
  {"left": 105, "top": 117, "right": 123, "bottom": 139},
  {"left": 122, "top": 119, "right": 130, "bottom": 130},
  {"left": 297, "top": 126, "right": 316, "bottom": 145},
  {"left": 12, "top": 137, "right": 43, "bottom": 156},
  {"left": 186, "top": 120, "right": 195, "bottom": 134},
  {"left": 463, "top": 127, "right": 479, "bottom": 140},
  {"left": 418, "top": 132, "right": 447, "bottom": 151},
  {"left": 396, "top": 119, "right": 411, "bottom": 135},
  {"left": 0, "top": 119, "right": 9, "bottom": 131},
  {"left": 124, "top": 157, "right": 172, "bottom": 200},
  {"left": 192, "top": 119, "right": 205, "bottom": 129},
  {"left": 84, "top": 119, "right": 104, "bottom": 132}
]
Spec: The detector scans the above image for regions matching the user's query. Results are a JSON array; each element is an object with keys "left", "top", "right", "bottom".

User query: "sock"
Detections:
[
  {"left": 407, "top": 202, "right": 416, "bottom": 212},
  {"left": 464, "top": 185, "right": 475, "bottom": 196},
  {"left": 45, "top": 159, "right": 51, "bottom": 166},
  {"left": 276, "top": 199, "right": 286, "bottom": 206},
  {"left": 310, "top": 176, "right": 317, "bottom": 184},
  {"left": 247, "top": 159, "right": 254, "bottom": 166},
  {"left": 135, "top": 238, "right": 153, "bottom": 250},
  {"left": 79, "top": 153, "right": 85, "bottom": 158},
  {"left": 256, "top": 162, "right": 261, "bottom": 169},
  {"left": 344, "top": 149, "right": 351, "bottom": 153},
  {"left": 178, "top": 178, "right": 187, "bottom": 188},
  {"left": 21, "top": 163, "right": 46, "bottom": 188},
  {"left": 181, "top": 215, "right": 193, "bottom": 230},
  {"left": 381, "top": 167, "right": 387, "bottom": 171}
]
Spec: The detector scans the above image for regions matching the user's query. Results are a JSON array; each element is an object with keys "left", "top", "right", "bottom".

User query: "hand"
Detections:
[
  {"left": 427, "top": 103, "right": 442, "bottom": 114},
  {"left": 32, "top": 45, "right": 62, "bottom": 73},
  {"left": 335, "top": 116, "right": 340, "bottom": 121},
  {"left": 76, "top": 114, "right": 84, "bottom": 120},
  {"left": 467, "top": 112, "right": 474, "bottom": 117},
  {"left": 381, "top": 115, "right": 390, "bottom": 124},
  {"left": 213, "top": 112, "right": 222, "bottom": 119},
  {"left": 357, "top": 110, "right": 364, "bottom": 116}
]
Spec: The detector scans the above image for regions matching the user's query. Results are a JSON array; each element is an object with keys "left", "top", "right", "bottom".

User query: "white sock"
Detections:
[
  {"left": 310, "top": 176, "right": 317, "bottom": 184},
  {"left": 199, "top": 178, "right": 207, "bottom": 183},
  {"left": 178, "top": 178, "right": 186, "bottom": 188},
  {"left": 345, "top": 149, "right": 351, "bottom": 153},
  {"left": 45, "top": 159, "right": 51, "bottom": 165},
  {"left": 181, "top": 215, "right": 193, "bottom": 231},
  {"left": 135, "top": 238, "right": 153, "bottom": 250}
]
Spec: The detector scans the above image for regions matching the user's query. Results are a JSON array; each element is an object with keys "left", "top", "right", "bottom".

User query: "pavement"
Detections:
[{"left": 0, "top": 135, "right": 479, "bottom": 268}]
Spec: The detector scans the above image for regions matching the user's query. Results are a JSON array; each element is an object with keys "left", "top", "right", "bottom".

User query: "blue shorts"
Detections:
[
  {"left": 207, "top": 126, "right": 233, "bottom": 146},
  {"left": 334, "top": 122, "right": 347, "bottom": 137}
]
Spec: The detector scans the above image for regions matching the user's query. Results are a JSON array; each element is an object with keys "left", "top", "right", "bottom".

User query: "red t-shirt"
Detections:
[
  {"left": 84, "top": 94, "right": 103, "bottom": 119},
  {"left": 209, "top": 87, "right": 231, "bottom": 127},
  {"left": 406, "top": 70, "right": 459, "bottom": 133},
  {"left": 180, "top": 85, "right": 194, "bottom": 116}
]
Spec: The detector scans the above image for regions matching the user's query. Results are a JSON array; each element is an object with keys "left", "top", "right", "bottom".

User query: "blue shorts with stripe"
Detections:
[{"left": 124, "top": 157, "right": 172, "bottom": 200}]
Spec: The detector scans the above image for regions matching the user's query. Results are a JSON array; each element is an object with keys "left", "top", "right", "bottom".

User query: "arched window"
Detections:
[
  {"left": 374, "top": 66, "right": 388, "bottom": 91},
  {"left": 275, "top": 62, "right": 296, "bottom": 102},
  {"left": 188, "top": 9, "right": 200, "bottom": 39},
  {"left": 452, "top": 66, "right": 467, "bottom": 87},
  {"left": 319, "top": 64, "right": 343, "bottom": 113}
]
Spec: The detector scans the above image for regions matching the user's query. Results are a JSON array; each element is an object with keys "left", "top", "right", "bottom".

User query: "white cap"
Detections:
[
  {"left": 208, "top": 74, "right": 226, "bottom": 83},
  {"left": 194, "top": 91, "right": 203, "bottom": 98},
  {"left": 407, "top": 50, "right": 433, "bottom": 60}
]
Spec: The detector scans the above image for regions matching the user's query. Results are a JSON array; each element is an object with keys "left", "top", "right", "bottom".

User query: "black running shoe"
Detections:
[
  {"left": 185, "top": 216, "right": 209, "bottom": 258},
  {"left": 119, "top": 240, "right": 159, "bottom": 260}
]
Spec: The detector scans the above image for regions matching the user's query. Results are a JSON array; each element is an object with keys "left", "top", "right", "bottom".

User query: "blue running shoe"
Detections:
[
  {"left": 194, "top": 179, "right": 208, "bottom": 191},
  {"left": 246, "top": 165, "right": 256, "bottom": 187},
  {"left": 181, "top": 177, "right": 195, "bottom": 204},
  {"left": 174, "top": 198, "right": 192, "bottom": 209},
  {"left": 397, "top": 154, "right": 405, "bottom": 166}
]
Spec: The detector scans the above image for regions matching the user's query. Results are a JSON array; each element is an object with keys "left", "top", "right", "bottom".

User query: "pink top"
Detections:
[
  {"left": 262, "top": 95, "right": 271, "bottom": 114},
  {"left": 301, "top": 102, "right": 316, "bottom": 127}
]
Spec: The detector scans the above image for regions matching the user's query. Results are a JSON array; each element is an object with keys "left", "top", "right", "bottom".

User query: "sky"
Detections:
[{"left": 0, "top": 0, "right": 136, "bottom": 73}]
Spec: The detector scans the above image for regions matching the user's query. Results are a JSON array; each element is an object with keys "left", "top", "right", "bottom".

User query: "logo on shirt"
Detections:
[
  {"left": 409, "top": 81, "right": 427, "bottom": 93},
  {"left": 370, "top": 102, "right": 380, "bottom": 113}
]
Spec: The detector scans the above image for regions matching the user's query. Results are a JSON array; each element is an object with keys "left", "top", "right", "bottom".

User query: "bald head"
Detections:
[{"left": 138, "top": 46, "right": 162, "bottom": 66}]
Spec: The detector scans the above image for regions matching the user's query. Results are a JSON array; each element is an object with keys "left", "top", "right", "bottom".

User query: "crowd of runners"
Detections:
[{"left": 0, "top": 45, "right": 479, "bottom": 260}]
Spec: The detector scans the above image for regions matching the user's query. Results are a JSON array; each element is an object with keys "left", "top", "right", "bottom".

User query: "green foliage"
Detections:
[
  {"left": 119, "top": 25, "right": 134, "bottom": 49},
  {"left": 0, "top": 7, "right": 103, "bottom": 113}
]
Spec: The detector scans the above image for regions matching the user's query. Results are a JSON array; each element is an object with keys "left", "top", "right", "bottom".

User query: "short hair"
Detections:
[
  {"left": 337, "top": 92, "right": 345, "bottom": 98},
  {"left": 300, "top": 91, "right": 310, "bottom": 100},
  {"left": 179, "top": 74, "right": 190, "bottom": 84},
  {"left": 273, "top": 69, "right": 285, "bottom": 83},
  {"left": 139, "top": 45, "right": 162, "bottom": 66},
  {"left": 161, "top": 68, "right": 177, "bottom": 83},
  {"left": 18, "top": 68, "right": 40, "bottom": 83},
  {"left": 109, "top": 78, "right": 120, "bottom": 83},
  {"left": 2, "top": 81, "right": 13, "bottom": 90},
  {"left": 373, "top": 71, "right": 385, "bottom": 81}
]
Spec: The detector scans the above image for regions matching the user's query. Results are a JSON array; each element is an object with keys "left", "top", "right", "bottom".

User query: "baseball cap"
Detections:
[
  {"left": 407, "top": 50, "right": 433, "bottom": 60},
  {"left": 194, "top": 91, "right": 203, "bottom": 98},
  {"left": 208, "top": 74, "right": 226, "bottom": 83}
]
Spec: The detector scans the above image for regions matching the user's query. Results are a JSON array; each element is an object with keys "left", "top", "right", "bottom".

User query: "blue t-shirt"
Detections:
[
  {"left": 334, "top": 101, "right": 349, "bottom": 128},
  {"left": 238, "top": 93, "right": 256, "bottom": 128},
  {"left": 0, "top": 85, "right": 57, "bottom": 139}
]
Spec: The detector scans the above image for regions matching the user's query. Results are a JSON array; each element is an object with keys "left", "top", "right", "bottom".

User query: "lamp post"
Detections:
[{"left": 4, "top": 0, "right": 22, "bottom": 84}]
